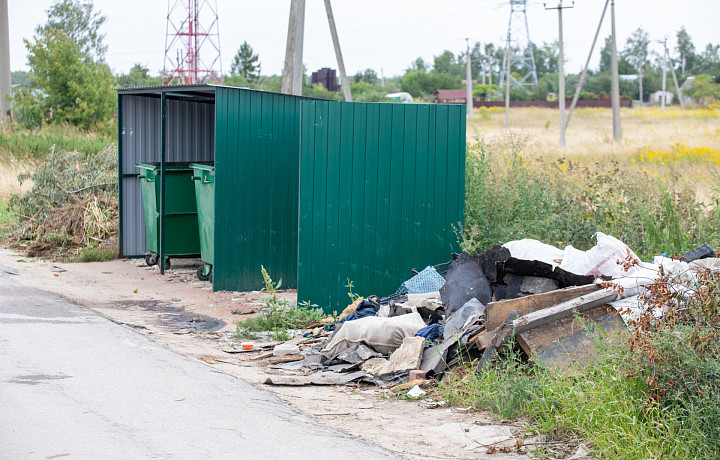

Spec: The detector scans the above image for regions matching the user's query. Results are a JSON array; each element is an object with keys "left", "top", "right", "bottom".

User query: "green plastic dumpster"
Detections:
[
  {"left": 136, "top": 162, "right": 201, "bottom": 268},
  {"left": 190, "top": 163, "right": 214, "bottom": 280}
]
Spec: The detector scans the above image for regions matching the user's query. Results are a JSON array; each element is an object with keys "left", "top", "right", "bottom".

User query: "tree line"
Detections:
[{"left": 10, "top": 0, "right": 720, "bottom": 132}]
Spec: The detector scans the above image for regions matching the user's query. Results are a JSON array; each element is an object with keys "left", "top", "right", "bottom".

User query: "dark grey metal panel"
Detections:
[
  {"left": 121, "top": 95, "right": 161, "bottom": 175},
  {"left": 166, "top": 99, "right": 215, "bottom": 163},
  {"left": 122, "top": 177, "right": 146, "bottom": 256}
]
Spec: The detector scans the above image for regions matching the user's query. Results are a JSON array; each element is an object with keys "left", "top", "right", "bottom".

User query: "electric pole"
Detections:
[
  {"left": 566, "top": 0, "right": 609, "bottom": 131},
  {"left": 291, "top": 0, "right": 305, "bottom": 96},
  {"left": 663, "top": 39, "right": 685, "bottom": 110},
  {"left": 487, "top": 47, "right": 493, "bottom": 86},
  {"left": 323, "top": 0, "right": 352, "bottom": 102},
  {"left": 610, "top": 0, "right": 621, "bottom": 142},
  {"left": 545, "top": 1, "right": 573, "bottom": 148},
  {"left": 661, "top": 39, "right": 667, "bottom": 110},
  {"left": 0, "top": 0, "right": 11, "bottom": 122},
  {"left": 505, "top": 33, "right": 511, "bottom": 128},
  {"left": 466, "top": 38, "right": 473, "bottom": 119},
  {"left": 281, "top": 0, "right": 299, "bottom": 95}
]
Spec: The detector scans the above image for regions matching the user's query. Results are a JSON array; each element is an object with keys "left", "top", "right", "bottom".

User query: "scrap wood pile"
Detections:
[{"left": 246, "top": 233, "right": 718, "bottom": 394}]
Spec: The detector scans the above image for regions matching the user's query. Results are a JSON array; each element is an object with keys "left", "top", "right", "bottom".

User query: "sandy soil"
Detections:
[{"left": 0, "top": 250, "right": 569, "bottom": 460}]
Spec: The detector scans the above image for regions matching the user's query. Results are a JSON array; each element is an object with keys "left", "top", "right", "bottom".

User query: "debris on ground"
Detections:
[{"left": 244, "top": 234, "right": 716, "bottom": 394}]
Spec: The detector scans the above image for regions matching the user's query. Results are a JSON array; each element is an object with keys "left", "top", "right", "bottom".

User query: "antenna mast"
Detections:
[{"left": 163, "top": 0, "right": 223, "bottom": 85}]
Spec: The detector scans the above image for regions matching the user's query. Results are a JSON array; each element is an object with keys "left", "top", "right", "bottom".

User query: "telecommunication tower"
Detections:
[
  {"left": 499, "top": 0, "right": 538, "bottom": 88},
  {"left": 163, "top": 0, "right": 223, "bottom": 85}
]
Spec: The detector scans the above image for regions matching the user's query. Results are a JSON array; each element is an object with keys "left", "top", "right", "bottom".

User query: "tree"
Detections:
[
  {"left": 624, "top": 28, "right": 650, "bottom": 102},
  {"left": 38, "top": 0, "right": 107, "bottom": 61},
  {"left": 433, "top": 50, "right": 464, "bottom": 79},
  {"left": 698, "top": 43, "right": 720, "bottom": 81},
  {"left": 352, "top": 69, "right": 378, "bottom": 85},
  {"left": 230, "top": 42, "right": 261, "bottom": 82},
  {"left": 675, "top": 27, "right": 698, "bottom": 76},
  {"left": 684, "top": 74, "right": 720, "bottom": 106},
  {"left": 408, "top": 57, "right": 427, "bottom": 73},
  {"left": 599, "top": 36, "right": 633, "bottom": 74},
  {"left": 14, "top": 29, "right": 115, "bottom": 129},
  {"left": 116, "top": 63, "right": 161, "bottom": 88},
  {"left": 400, "top": 70, "right": 460, "bottom": 99}
]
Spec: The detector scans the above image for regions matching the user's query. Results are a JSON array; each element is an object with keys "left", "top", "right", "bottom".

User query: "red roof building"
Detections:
[{"left": 434, "top": 89, "right": 469, "bottom": 104}]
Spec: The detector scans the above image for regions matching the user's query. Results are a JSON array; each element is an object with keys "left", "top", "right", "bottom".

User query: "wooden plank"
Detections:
[
  {"left": 516, "top": 306, "right": 627, "bottom": 373},
  {"left": 486, "top": 284, "right": 600, "bottom": 331},
  {"left": 475, "top": 310, "right": 521, "bottom": 374},
  {"left": 474, "top": 330, "right": 496, "bottom": 351},
  {"left": 512, "top": 289, "right": 618, "bottom": 334}
]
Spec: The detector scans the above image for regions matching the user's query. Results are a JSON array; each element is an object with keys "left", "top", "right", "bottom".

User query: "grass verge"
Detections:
[{"left": 0, "top": 123, "right": 114, "bottom": 160}]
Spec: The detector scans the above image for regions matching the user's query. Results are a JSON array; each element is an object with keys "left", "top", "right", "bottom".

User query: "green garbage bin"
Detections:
[
  {"left": 190, "top": 163, "right": 214, "bottom": 281},
  {"left": 136, "top": 162, "right": 201, "bottom": 268}
]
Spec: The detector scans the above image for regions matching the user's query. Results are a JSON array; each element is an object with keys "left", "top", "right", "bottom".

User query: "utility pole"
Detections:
[
  {"left": 661, "top": 40, "right": 667, "bottom": 110},
  {"left": 281, "top": 0, "right": 299, "bottom": 95},
  {"left": 545, "top": 1, "right": 573, "bottom": 148},
  {"left": 291, "top": 0, "right": 305, "bottom": 96},
  {"left": 610, "top": 0, "right": 621, "bottom": 142},
  {"left": 323, "top": 0, "right": 352, "bottom": 102},
  {"left": 380, "top": 68, "right": 385, "bottom": 88},
  {"left": 0, "top": 0, "right": 11, "bottom": 122},
  {"left": 663, "top": 39, "right": 685, "bottom": 110},
  {"left": 466, "top": 38, "right": 473, "bottom": 119},
  {"left": 487, "top": 47, "right": 493, "bottom": 86},
  {"left": 505, "top": 33, "right": 511, "bottom": 128},
  {"left": 566, "top": 0, "right": 609, "bottom": 130}
]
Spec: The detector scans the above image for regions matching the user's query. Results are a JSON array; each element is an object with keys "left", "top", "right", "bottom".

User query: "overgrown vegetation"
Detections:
[
  {"left": 0, "top": 123, "right": 114, "bottom": 159},
  {"left": 235, "top": 266, "right": 324, "bottom": 340},
  {"left": 5, "top": 144, "right": 118, "bottom": 256},
  {"left": 463, "top": 132, "right": 720, "bottom": 260}
]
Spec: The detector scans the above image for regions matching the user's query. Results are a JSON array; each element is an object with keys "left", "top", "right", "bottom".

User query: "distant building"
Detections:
[
  {"left": 311, "top": 68, "right": 339, "bottom": 92},
  {"left": 434, "top": 89, "right": 469, "bottom": 104},
  {"left": 385, "top": 92, "right": 413, "bottom": 103},
  {"left": 650, "top": 91, "right": 674, "bottom": 105}
]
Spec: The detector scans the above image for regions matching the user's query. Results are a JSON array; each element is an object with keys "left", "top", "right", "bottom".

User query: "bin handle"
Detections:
[
  {"left": 191, "top": 176, "right": 202, "bottom": 181},
  {"left": 138, "top": 174, "right": 155, "bottom": 182},
  {"left": 202, "top": 177, "right": 214, "bottom": 184}
]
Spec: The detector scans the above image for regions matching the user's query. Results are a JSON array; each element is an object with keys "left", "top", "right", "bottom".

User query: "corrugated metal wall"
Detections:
[
  {"left": 213, "top": 87, "right": 304, "bottom": 292},
  {"left": 297, "top": 101, "right": 466, "bottom": 311},
  {"left": 119, "top": 93, "right": 215, "bottom": 257}
]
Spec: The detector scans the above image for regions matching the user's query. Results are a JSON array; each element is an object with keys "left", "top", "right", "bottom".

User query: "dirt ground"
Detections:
[{"left": 0, "top": 249, "right": 579, "bottom": 460}]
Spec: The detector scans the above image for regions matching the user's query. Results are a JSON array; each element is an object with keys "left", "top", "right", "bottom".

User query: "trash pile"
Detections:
[{"left": 253, "top": 233, "right": 718, "bottom": 391}]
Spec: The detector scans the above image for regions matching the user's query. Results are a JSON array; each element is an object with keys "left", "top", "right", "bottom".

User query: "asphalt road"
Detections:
[{"left": 0, "top": 267, "right": 398, "bottom": 460}]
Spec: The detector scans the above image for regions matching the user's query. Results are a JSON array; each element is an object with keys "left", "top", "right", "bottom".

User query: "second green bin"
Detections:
[
  {"left": 190, "top": 163, "right": 215, "bottom": 280},
  {"left": 136, "top": 162, "right": 201, "bottom": 267}
]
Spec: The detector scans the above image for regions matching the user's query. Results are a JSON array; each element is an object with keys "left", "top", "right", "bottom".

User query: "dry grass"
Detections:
[{"left": 467, "top": 106, "right": 720, "bottom": 203}]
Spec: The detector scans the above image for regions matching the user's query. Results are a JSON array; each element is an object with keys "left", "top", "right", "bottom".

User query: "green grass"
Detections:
[
  {"left": 234, "top": 266, "right": 324, "bottom": 338},
  {"left": 0, "top": 199, "right": 16, "bottom": 234},
  {"left": 0, "top": 123, "right": 114, "bottom": 160},
  {"left": 463, "top": 134, "right": 720, "bottom": 260},
  {"left": 66, "top": 247, "right": 117, "bottom": 262}
]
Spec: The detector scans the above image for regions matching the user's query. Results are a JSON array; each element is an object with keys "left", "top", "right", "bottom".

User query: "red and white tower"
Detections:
[{"left": 163, "top": 0, "right": 223, "bottom": 85}]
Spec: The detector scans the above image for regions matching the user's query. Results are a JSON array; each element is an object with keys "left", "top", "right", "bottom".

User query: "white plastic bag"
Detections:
[
  {"left": 560, "top": 232, "right": 639, "bottom": 278},
  {"left": 502, "top": 239, "right": 564, "bottom": 267}
]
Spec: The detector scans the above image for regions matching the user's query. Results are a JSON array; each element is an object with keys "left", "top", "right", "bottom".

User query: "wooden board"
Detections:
[
  {"left": 485, "top": 284, "right": 600, "bottom": 331},
  {"left": 516, "top": 305, "right": 627, "bottom": 373}
]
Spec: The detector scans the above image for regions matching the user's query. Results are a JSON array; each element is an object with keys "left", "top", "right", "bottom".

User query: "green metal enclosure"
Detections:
[
  {"left": 213, "top": 87, "right": 305, "bottom": 291},
  {"left": 297, "top": 101, "right": 466, "bottom": 311}
]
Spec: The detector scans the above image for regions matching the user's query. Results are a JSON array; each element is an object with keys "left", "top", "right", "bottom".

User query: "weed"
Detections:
[
  {"left": 0, "top": 123, "right": 114, "bottom": 160},
  {"left": 66, "top": 247, "right": 116, "bottom": 263},
  {"left": 345, "top": 278, "right": 360, "bottom": 302},
  {"left": 234, "top": 266, "right": 324, "bottom": 336}
]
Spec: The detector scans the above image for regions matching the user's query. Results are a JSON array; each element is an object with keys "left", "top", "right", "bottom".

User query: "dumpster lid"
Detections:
[{"left": 190, "top": 163, "right": 215, "bottom": 172}]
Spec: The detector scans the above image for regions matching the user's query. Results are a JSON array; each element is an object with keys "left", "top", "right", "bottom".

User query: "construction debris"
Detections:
[{"left": 252, "top": 233, "right": 715, "bottom": 394}]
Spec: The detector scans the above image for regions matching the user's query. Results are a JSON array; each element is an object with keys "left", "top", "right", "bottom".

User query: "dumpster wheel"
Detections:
[
  {"left": 197, "top": 265, "right": 212, "bottom": 281},
  {"left": 145, "top": 253, "right": 159, "bottom": 267}
]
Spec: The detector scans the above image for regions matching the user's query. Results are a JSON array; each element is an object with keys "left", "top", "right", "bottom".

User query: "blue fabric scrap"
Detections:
[{"left": 415, "top": 323, "right": 445, "bottom": 348}]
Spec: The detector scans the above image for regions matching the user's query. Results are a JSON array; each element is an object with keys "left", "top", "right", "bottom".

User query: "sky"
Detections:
[{"left": 8, "top": 0, "right": 720, "bottom": 79}]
